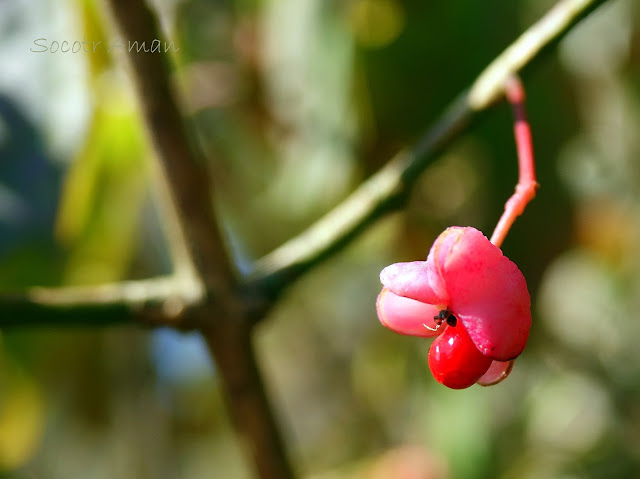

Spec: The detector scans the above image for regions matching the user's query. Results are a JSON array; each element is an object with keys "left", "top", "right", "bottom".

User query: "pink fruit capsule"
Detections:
[{"left": 377, "top": 226, "right": 531, "bottom": 388}]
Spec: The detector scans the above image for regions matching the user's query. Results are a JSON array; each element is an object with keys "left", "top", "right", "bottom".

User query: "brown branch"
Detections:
[
  {"left": 104, "top": 0, "right": 237, "bottom": 304},
  {"left": 203, "top": 320, "right": 296, "bottom": 479},
  {"left": 247, "top": 0, "right": 610, "bottom": 298},
  {"left": 103, "top": 1, "right": 294, "bottom": 478}
]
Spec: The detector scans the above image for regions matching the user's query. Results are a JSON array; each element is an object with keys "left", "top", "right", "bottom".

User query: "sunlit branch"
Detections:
[
  {"left": 249, "top": 0, "right": 608, "bottom": 298},
  {"left": 0, "top": 275, "right": 203, "bottom": 328}
]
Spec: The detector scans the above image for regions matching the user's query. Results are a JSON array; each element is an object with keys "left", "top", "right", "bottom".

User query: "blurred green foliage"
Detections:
[{"left": 0, "top": 0, "right": 640, "bottom": 478}]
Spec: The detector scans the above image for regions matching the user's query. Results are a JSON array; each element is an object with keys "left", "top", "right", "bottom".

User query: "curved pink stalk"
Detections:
[{"left": 490, "top": 76, "right": 538, "bottom": 247}]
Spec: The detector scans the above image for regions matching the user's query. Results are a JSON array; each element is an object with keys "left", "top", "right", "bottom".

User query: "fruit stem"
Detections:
[{"left": 490, "top": 75, "right": 539, "bottom": 248}]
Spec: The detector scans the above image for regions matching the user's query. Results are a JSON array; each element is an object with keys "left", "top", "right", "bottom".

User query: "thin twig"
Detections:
[
  {"left": 0, "top": 275, "right": 200, "bottom": 327},
  {"left": 149, "top": 152, "right": 201, "bottom": 282},
  {"left": 248, "top": 0, "right": 609, "bottom": 298}
]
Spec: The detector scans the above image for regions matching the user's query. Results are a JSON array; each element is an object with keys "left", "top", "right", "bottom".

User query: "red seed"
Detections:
[{"left": 427, "top": 324, "right": 493, "bottom": 389}]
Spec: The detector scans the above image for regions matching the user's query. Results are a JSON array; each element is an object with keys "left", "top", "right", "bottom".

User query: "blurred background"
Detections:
[{"left": 1, "top": 0, "right": 640, "bottom": 477}]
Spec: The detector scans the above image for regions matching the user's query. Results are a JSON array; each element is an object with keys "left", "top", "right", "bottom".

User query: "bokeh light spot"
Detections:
[{"left": 347, "top": 0, "right": 405, "bottom": 49}]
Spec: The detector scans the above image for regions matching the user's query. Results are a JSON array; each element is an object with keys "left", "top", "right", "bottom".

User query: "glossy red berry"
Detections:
[{"left": 427, "top": 323, "right": 493, "bottom": 389}]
